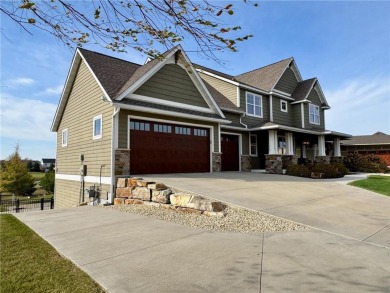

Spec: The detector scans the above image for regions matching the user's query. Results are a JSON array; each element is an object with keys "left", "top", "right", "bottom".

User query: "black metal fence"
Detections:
[{"left": 0, "top": 197, "right": 54, "bottom": 214}]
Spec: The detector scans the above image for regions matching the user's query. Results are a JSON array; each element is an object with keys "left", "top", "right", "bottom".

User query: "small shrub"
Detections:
[
  {"left": 344, "top": 153, "right": 363, "bottom": 172},
  {"left": 312, "top": 163, "right": 343, "bottom": 178},
  {"left": 331, "top": 163, "right": 349, "bottom": 176},
  {"left": 344, "top": 153, "right": 387, "bottom": 173},
  {"left": 286, "top": 164, "right": 311, "bottom": 178}
]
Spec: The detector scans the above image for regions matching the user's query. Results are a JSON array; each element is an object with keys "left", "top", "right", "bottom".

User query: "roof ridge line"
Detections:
[
  {"left": 235, "top": 57, "right": 293, "bottom": 77},
  {"left": 78, "top": 47, "right": 142, "bottom": 67}
]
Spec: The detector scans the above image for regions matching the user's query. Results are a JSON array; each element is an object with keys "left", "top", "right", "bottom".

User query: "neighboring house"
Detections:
[
  {"left": 341, "top": 132, "right": 390, "bottom": 165},
  {"left": 41, "top": 158, "right": 56, "bottom": 172},
  {"left": 51, "top": 46, "right": 350, "bottom": 208}
]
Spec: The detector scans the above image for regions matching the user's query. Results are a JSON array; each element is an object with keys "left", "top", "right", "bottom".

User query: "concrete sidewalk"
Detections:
[{"left": 15, "top": 206, "right": 390, "bottom": 292}]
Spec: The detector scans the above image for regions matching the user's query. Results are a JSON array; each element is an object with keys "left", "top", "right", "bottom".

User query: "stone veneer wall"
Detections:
[
  {"left": 212, "top": 152, "right": 221, "bottom": 172},
  {"left": 330, "top": 156, "right": 344, "bottom": 164},
  {"left": 115, "top": 149, "right": 130, "bottom": 175},
  {"left": 265, "top": 154, "right": 283, "bottom": 174},
  {"left": 241, "top": 155, "right": 251, "bottom": 172},
  {"left": 314, "top": 156, "right": 330, "bottom": 164},
  {"left": 282, "top": 155, "right": 297, "bottom": 168}
]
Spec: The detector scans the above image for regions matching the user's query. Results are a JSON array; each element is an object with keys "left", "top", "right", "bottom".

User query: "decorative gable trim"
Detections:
[
  {"left": 117, "top": 45, "right": 225, "bottom": 118},
  {"left": 314, "top": 82, "right": 330, "bottom": 109}
]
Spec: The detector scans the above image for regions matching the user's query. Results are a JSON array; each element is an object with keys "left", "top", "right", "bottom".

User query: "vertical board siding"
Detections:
[
  {"left": 135, "top": 64, "right": 209, "bottom": 108},
  {"left": 118, "top": 110, "right": 219, "bottom": 152},
  {"left": 56, "top": 60, "right": 113, "bottom": 178},
  {"left": 272, "top": 96, "right": 292, "bottom": 125},
  {"left": 304, "top": 89, "right": 325, "bottom": 131},
  {"left": 274, "top": 68, "right": 299, "bottom": 94},
  {"left": 198, "top": 73, "right": 237, "bottom": 106}
]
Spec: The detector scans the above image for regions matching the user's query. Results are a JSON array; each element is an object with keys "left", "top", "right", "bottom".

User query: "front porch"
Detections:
[{"left": 251, "top": 129, "right": 348, "bottom": 174}]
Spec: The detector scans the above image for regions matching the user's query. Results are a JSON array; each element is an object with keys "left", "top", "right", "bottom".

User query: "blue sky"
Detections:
[{"left": 1, "top": 1, "right": 389, "bottom": 160}]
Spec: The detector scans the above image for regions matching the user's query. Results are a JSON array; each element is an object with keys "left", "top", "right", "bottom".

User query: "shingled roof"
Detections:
[
  {"left": 291, "top": 78, "right": 316, "bottom": 101},
  {"left": 202, "top": 80, "right": 242, "bottom": 112},
  {"left": 341, "top": 132, "right": 390, "bottom": 145},
  {"left": 79, "top": 48, "right": 141, "bottom": 99},
  {"left": 234, "top": 57, "right": 293, "bottom": 92}
]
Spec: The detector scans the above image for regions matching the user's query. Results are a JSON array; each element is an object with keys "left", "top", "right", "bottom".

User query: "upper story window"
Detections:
[
  {"left": 309, "top": 104, "right": 320, "bottom": 125},
  {"left": 93, "top": 115, "right": 102, "bottom": 139},
  {"left": 246, "top": 92, "right": 262, "bottom": 117},
  {"left": 62, "top": 129, "right": 68, "bottom": 147},
  {"left": 280, "top": 100, "right": 288, "bottom": 112},
  {"left": 250, "top": 134, "right": 257, "bottom": 156}
]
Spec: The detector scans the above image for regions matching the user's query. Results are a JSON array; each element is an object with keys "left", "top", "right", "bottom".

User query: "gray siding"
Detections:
[
  {"left": 272, "top": 96, "right": 292, "bottom": 125},
  {"left": 56, "top": 60, "right": 113, "bottom": 177},
  {"left": 198, "top": 73, "right": 237, "bottom": 106},
  {"left": 118, "top": 109, "right": 220, "bottom": 153},
  {"left": 223, "top": 111, "right": 242, "bottom": 126},
  {"left": 304, "top": 89, "right": 325, "bottom": 131},
  {"left": 239, "top": 89, "right": 270, "bottom": 127},
  {"left": 291, "top": 104, "right": 302, "bottom": 128},
  {"left": 135, "top": 64, "right": 209, "bottom": 108},
  {"left": 274, "top": 68, "right": 299, "bottom": 94}
]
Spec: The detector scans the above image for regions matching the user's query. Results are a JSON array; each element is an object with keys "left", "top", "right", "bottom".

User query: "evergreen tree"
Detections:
[
  {"left": 40, "top": 170, "right": 55, "bottom": 193},
  {"left": 0, "top": 146, "right": 35, "bottom": 196}
]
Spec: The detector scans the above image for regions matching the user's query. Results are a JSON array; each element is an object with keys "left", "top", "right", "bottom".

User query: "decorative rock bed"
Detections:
[{"left": 114, "top": 177, "right": 225, "bottom": 216}]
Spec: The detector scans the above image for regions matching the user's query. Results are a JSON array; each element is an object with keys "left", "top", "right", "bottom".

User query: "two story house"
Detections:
[{"left": 51, "top": 46, "right": 350, "bottom": 208}]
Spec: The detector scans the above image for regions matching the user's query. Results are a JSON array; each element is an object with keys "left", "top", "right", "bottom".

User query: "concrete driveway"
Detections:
[
  {"left": 15, "top": 172, "right": 390, "bottom": 292},
  {"left": 145, "top": 172, "right": 390, "bottom": 248}
]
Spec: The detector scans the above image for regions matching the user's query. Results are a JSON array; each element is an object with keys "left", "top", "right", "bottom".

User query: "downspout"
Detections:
[
  {"left": 239, "top": 112, "right": 248, "bottom": 129},
  {"left": 110, "top": 106, "right": 120, "bottom": 204}
]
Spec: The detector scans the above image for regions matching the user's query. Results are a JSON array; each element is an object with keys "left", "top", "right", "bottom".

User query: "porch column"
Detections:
[
  {"left": 318, "top": 135, "right": 326, "bottom": 157},
  {"left": 333, "top": 137, "right": 341, "bottom": 157},
  {"left": 285, "top": 132, "right": 294, "bottom": 155},
  {"left": 268, "top": 130, "right": 278, "bottom": 154}
]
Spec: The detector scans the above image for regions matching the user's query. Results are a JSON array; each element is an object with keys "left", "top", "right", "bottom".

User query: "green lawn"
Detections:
[
  {"left": 349, "top": 175, "right": 390, "bottom": 196},
  {"left": 0, "top": 215, "right": 106, "bottom": 293},
  {"left": 29, "top": 172, "right": 45, "bottom": 180}
]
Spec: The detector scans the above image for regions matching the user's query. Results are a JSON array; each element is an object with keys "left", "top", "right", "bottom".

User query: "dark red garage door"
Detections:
[
  {"left": 130, "top": 120, "right": 210, "bottom": 174},
  {"left": 221, "top": 134, "right": 239, "bottom": 171}
]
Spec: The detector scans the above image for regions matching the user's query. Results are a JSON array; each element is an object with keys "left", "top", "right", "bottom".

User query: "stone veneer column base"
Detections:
[
  {"left": 265, "top": 154, "right": 283, "bottom": 174},
  {"left": 330, "top": 156, "right": 344, "bottom": 164},
  {"left": 282, "top": 155, "right": 297, "bottom": 169},
  {"left": 241, "top": 155, "right": 251, "bottom": 172},
  {"left": 314, "top": 156, "right": 330, "bottom": 164},
  {"left": 115, "top": 149, "right": 130, "bottom": 175},
  {"left": 212, "top": 152, "right": 222, "bottom": 172}
]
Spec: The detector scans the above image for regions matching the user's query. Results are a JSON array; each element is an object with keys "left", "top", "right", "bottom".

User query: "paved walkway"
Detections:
[{"left": 15, "top": 173, "right": 390, "bottom": 292}]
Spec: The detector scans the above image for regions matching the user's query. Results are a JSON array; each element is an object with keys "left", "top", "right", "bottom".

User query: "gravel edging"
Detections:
[{"left": 103, "top": 185, "right": 308, "bottom": 234}]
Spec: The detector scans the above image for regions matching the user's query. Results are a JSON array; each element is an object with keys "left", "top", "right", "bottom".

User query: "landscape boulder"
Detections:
[
  {"left": 131, "top": 187, "right": 151, "bottom": 201},
  {"left": 151, "top": 189, "right": 172, "bottom": 204}
]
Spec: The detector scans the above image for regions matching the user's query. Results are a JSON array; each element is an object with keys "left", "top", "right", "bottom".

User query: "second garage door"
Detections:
[{"left": 130, "top": 119, "right": 210, "bottom": 174}]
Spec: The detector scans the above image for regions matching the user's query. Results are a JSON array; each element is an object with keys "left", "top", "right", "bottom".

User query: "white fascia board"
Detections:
[
  {"left": 221, "top": 125, "right": 249, "bottom": 131},
  {"left": 239, "top": 83, "right": 269, "bottom": 95},
  {"left": 115, "top": 103, "right": 229, "bottom": 124},
  {"left": 289, "top": 59, "right": 303, "bottom": 82},
  {"left": 314, "top": 82, "right": 330, "bottom": 107},
  {"left": 78, "top": 48, "right": 112, "bottom": 103},
  {"left": 128, "top": 93, "right": 215, "bottom": 114},
  {"left": 55, "top": 173, "right": 111, "bottom": 185},
  {"left": 256, "top": 124, "right": 324, "bottom": 135},
  {"left": 270, "top": 90, "right": 295, "bottom": 101},
  {"left": 291, "top": 100, "right": 311, "bottom": 105},
  {"left": 51, "top": 51, "right": 81, "bottom": 132}
]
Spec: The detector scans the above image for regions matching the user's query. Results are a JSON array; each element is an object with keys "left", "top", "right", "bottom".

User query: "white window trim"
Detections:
[
  {"left": 280, "top": 100, "right": 288, "bottom": 113},
  {"left": 245, "top": 92, "right": 263, "bottom": 118},
  {"left": 309, "top": 104, "right": 320, "bottom": 125},
  {"left": 250, "top": 134, "right": 258, "bottom": 157},
  {"left": 61, "top": 128, "right": 68, "bottom": 147},
  {"left": 93, "top": 114, "right": 103, "bottom": 140}
]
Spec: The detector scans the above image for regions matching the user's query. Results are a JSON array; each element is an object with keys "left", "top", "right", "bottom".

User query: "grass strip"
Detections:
[
  {"left": 0, "top": 214, "right": 106, "bottom": 293},
  {"left": 349, "top": 175, "right": 390, "bottom": 196}
]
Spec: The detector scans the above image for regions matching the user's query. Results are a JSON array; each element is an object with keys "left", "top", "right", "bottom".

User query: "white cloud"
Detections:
[
  {"left": 6, "top": 77, "right": 35, "bottom": 86},
  {"left": 325, "top": 77, "right": 390, "bottom": 135},
  {"left": 0, "top": 93, "right": 57, "bottom": 141},
  {"left": 34, "top": 85, "right": 64, "bottom": 97}
]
